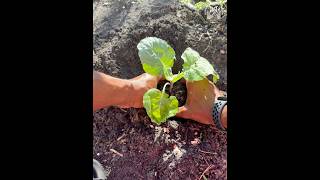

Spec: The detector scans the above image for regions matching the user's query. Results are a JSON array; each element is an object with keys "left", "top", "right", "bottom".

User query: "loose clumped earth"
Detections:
[{"left": 93, "top": 0, "right": 227, "bottom": 179}]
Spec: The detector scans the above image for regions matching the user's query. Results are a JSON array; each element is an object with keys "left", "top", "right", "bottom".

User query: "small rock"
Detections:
[
  {"left": 168, "top": 120, "right": 179, "bottom": 130},
  {"left": 172, "top": 145, "right": 186, "bottom": 160},
  {"left": 220, "top": 49, "right": 226, "bottom": 54},
  {"left": 191, "top": 138, "right": 201, "bottom": 145},
  {"left": 154, "top": 127, "right": 163, "bottom": 142},
  {"left": 163, "top": 127, "right": 170, "bottom": 133}
]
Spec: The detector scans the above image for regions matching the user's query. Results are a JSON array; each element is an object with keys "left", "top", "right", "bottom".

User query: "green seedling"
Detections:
[
  {"left": 143, "top": 83, "right": 179, "bottom": 125},
  {"left": 137, "top": 37, "right": 184, "bottom": 93},
  {"left": 182, "top": 47, "right": 219, "bottom": 83},
  {"left": 180, "top": 0, "right": 227, "bottom": 11},
  {"left": 138, "top": 37, "right": 219, "bottom": 125},
  {"left": 194, "top": 0, "right": 211, "bottom": 11}
]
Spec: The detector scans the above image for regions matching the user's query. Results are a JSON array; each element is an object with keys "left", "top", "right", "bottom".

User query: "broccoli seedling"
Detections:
[
  {"left": 180, "top": 0, "right": 227, "bottom": 11},
  {"left": 143, "top": 83, "right": 179, "bottom": 125},
  {"left": 138, "top": 37, "right": 219, "bottom": 125},
  {"left": 181, "top": 47, "right": 219, "bottom": 83},
  {"left": 137, "top": 37, "right": 183, "bottom": 94}
]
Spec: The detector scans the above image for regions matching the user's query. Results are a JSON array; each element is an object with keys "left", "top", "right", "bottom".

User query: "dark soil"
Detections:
[
  {"left": 157, "top": 80, "right": 187, "bottom": 106},
  {"left": 93, "top": 0, "right": 227, "bottom": 179}
]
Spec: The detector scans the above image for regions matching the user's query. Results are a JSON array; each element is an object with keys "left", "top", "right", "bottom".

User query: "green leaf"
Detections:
[
  {"left": 194, "top": 1, "right": 210, "bottom": 11},
  {"left": 171, "top": 72, "right": 185, "bottom": 84},
  {"left": 180, "top": 0, "right": 192, "bottom": 4},
  {"left": 182, "top": 47, "right": 219, "bottom": 82},
  {"left": 143, "top": 86, "right": 179, "bottom": 125},
  {"left": 212, "top": 70, "right": 220, "bottom": 83},
  {"left": 163, "top": 68, "right": 184, "bottom": 84},
  {"left": 137, "top": 37, "right": 176, "bottom": 76}
]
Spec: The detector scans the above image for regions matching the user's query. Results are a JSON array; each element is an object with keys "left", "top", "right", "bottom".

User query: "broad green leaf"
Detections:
[
  {"left": 182, "top": 47, "right": 219, "bottom": 82},
  {"left": 143, "top": 88, "right": 179, "bottom": 125},
  {"left": 137, "top": 37, "right": 176, "bottom": 76}
]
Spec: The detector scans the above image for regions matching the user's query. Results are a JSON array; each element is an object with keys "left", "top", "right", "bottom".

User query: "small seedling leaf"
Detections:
[
  {"left": 138, "top": 37, "right": 175, "bottom": 76},
  {"left": 143, "top": 87, "right": 179, "bottom": 125},
  {"left": 194, "top": 1, "right": 211, "bottom": 11},
  {"left": 163, "top": 68, "right": 184, "bottom": 84},
  {"left": 182, "top": 47, "right": 218, "bottom": 82}
]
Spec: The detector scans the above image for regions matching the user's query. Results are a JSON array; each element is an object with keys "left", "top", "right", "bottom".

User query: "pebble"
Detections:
[
  {"left": 163, "top": 127, "right": 170, "bottom": 133},
  {"left": 168, "top": 120, "right": 179, "bottom": 130},
  {"left": 191, "top": 138, "right": 201, "bottom": 145}
]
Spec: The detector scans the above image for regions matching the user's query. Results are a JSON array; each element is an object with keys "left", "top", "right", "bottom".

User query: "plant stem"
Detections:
[
  {"left": 162, "top": 82, "right": 170, "bottom": 94},
  {"left": 169, "top": 82, "right": 174, "bottom": 95},
  {"left": 159, "top": 82, "right": 170, "bottom": 111},
  {"left": 159, "top": 82, "right": 171, "bottom": 109}
]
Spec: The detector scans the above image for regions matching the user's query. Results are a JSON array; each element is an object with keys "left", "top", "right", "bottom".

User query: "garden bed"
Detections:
[{"left": 93, "top": 0, "right": 227, "bottom": 179}]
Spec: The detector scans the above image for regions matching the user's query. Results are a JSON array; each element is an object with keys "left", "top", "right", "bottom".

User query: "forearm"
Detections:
[{"left": 93, "top": 71, "right": 132, "bottom": 111}]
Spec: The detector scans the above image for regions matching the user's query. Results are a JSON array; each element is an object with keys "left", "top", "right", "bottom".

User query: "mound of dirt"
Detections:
[{"left": 93, "top": 0, "right": 227, "bottom": 179}]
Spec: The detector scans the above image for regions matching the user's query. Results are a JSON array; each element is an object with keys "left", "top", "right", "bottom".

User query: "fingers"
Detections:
[
  {"left": 175, "top": 106, "right": 191, "bottom": 119},
  {"left": 130, "top": 73, "right": 161, "bottom": 84},
  {"left": 130, "top": 73, "right": 144, "bottom": 80},
  {"left": 157, "top": 75, "right": 164, "bottom": 82},
  {"left": 185, "top": 78, "right": 210, "bottom": 89}
]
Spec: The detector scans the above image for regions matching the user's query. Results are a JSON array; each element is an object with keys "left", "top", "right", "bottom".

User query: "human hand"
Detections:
[
  {"left": 123, "top": 73, "right": 161, "bottom": 108},
  {"left": 176, "top": 78, "right": 225, "bottom": 125}
]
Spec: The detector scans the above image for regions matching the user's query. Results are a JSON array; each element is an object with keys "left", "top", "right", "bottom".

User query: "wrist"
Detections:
[
  {"left": 221, "top": 105, "right": 227, "bottom": 129},
  {"left": 213, "top": 97, "right": 227, "bottom": 131}
]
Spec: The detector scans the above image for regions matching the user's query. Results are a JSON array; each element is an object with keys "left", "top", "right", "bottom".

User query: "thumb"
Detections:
[{"left": 176, "top": 106, "right": 191, "bottom": 119}]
